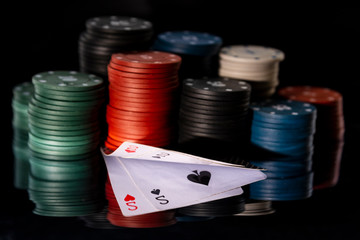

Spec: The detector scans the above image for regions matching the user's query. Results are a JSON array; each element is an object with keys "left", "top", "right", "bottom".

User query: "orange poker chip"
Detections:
[
  {"left": 108, "top": 74, "right": 179, "bottom": 89},
  {"left": 110, "top": 51, "right": 181, "bottom": 69},
  {"left": 108, "top": 72, "right": 178, "bottom": 84},
  {"left": 106, "top": 105, "right": 175, "bottom": 121},
  {"left": 109, "top": 60, "right": 180, "bottom": 74},
  {"left": 277, "top": 86, "right": 342, "bottom": 105},
  {"left": 108, "top": 125, "right": 174, "bottom": 138},
  {"left": 108, "top": 85, "right": 178, "bottom": 100},
  {"left": 109, "top": 81, "right": 179, "bottom": 94},
  {"left": 104, "top": 140, "right": 119, "bottom": 151},
  {"left": 108, "top": 65, "right": 177, "bottom": 79},
  {"left": 109, "top": 98, "right": 175, "bottom": 113},
  {"left": 106, "top": 117, "right": 172, "bottom": 130},
  {"left": 106, "top": 115, "right": 172, "bottom": 127}
]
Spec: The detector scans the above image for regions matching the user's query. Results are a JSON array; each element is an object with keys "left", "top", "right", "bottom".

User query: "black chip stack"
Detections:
[
  {"left": 78, "top": 16, "right": 154, "bottom": 78},
  {"left": 178, "top": 77, "right": 251, "bottom": 145},
  {"left": 177, "top": 77, "right": 251, "bottom": 218}
]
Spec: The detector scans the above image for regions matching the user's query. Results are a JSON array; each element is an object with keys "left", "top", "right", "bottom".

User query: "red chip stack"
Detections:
[
  {"left": 105, "top": 51, "right": 181, "bottom": 151},
  {"left": 104, "top": 50, "right": 181, "bottom": 227},
  {"left": 277, "top": 86, "right": 345, "bottom": 190}
]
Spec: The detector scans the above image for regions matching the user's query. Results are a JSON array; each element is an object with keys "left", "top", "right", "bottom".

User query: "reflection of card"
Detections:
[{"left": 102, "top": 142, "right": 266, "bottom": 216}]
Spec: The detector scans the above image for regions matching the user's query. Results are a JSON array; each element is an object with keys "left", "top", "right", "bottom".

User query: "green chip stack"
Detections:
[
  {"left": 27, "top": 71, "right": 106, "bottom": 217},
  {"left": 12, "top": 82, "right": 34, "bottom": 189}
]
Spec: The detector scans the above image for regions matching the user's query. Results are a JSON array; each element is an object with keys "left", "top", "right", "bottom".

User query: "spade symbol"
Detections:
[
  {"left": 151, "top": 189, "right": 160, "bottom": 195},
  {"left": 187, "top": 170, "right": 211, "bottom": 186}
]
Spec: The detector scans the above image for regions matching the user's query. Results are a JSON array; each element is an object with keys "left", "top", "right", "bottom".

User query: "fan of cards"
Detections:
[{"left": 101, "top": 142, "right": 266, "bottom": 216}]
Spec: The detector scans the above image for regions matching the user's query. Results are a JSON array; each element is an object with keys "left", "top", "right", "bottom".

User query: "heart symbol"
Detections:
[
  {"left": 151, "top": 189, "right": 160, "bottom": 195},
  {"left": 187, "top": 170, "right": 211, "bottom": 186},
  {"left": 124, "top": 194, "right": 135, "bottom": 202}
]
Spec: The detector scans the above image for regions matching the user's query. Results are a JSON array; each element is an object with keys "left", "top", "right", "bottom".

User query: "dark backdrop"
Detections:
[{"left": 2, "top": 2, "right": 360, "bottom": 239}]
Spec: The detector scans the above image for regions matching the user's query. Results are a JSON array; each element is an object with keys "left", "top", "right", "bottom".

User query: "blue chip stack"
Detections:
[
  {"left": 152, "top": 31, "right": 222, "bottom": 78},
  {"left": 248, "top": 99, "right": 317, "bottom": 201}
]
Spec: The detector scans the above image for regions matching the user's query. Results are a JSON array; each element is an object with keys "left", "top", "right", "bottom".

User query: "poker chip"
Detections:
[
  {"left": 105, "top": 51, "right": 181, "bottom": 151},
  {"left": 235, "top": 200, "right": 275, "bottom": 216},
  {"left": 152, "top": 31, "right": 223, "bottom": 78},
  {"left": 79, "top": 16, "right": 154, "bottom": 77},
  {"left": 248, "top": 99, "right": 316, "bottom": 201},
  {"left": 277, "top": 86, "right": 345, "bottom": 189},
  {"left": 27, "top": 71, "right": 106, "bottom": 217},
  {"left": 219, "top": 45, "right": 284, "bottom": 100},
  {"left": 12, "top": 81, "right": 34, "bottom": 189},
  {"left": 178, "top": 195, "right": 245, "bottom": 217},
  {"left": 178, "top": 77, "right": 251, "bottom": 143}
]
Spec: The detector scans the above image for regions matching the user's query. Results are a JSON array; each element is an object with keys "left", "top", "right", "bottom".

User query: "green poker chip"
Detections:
[
  {"left": 30, "top": 97, "right": 103, "bottom": 111},
  {"left": 29, "top": 149, "right": 100, "bottom": 161},
  {"left": 29, "top": 129, "right": 101, "bottom": 142},
  {"left": 32, "top": 71, "right": 104, "bottom": 92},
  {"left": 12, "top": 81, "right": 34, "bottom": 104},
  {"left": 28, "top": 100, "right": 99, "bottom": 118},
  {"left": 34, "top": 94, "right": 104, "bottom": 108},
  {"left": 34, "top": 85, "right": 105, "bottom": 100}
]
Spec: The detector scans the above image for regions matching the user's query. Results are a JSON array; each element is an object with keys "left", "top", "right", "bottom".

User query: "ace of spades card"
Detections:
[{"left": 101, "top": 142, "right": 266, "bottom": 216}]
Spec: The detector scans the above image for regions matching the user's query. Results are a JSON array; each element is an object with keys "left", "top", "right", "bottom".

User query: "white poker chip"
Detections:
[{"left": 220, "top": 45, "right": 285, "bottom": 63}]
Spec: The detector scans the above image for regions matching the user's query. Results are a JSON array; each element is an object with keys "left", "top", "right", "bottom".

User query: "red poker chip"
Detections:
[
  {"left": 111, "top": 51, "right": 181, "bottom": 69},
  {"left": 106, "top": 115, "right": 172, "bottom": 128},
  {"left": 108, "top": 85, "right": 178, "bottom": 100},
  {"left": 109, "top": 98, "right": 175, "bottom": 113},
  {"left": 109, "top": 92, "right": 176, "bottom": 104},
  {"left": 109, "top": 81, "right": 179, "bottom": 94},
  {"left": 109, "top": 60, "right": 180, "bottom": 74},
  {"left": 108, "top": 65, "right": 177, "bottom": 79},
  {"left": 108, "top": 124, "right": 173, "bottom": 136},
  {"left": 105, "top": 136, "right": 124, "bottom": 148},
  {"left": 108, "top": 75, "right": 179, "bottom": 89},
  {"left": 108, "top": 72, "right": 178, "bottom": 85},
  {"left": 108, "top": 126, "right": 174, "bottom": 139},
  {"left": 277, "top": 86, "right": 342, "bottom": 105},
  {"left": 106, "top": 105, "right": 175, "bottom": 121},
  {"left": 104, "top": 140, "right": 119, "bottom": 151}
]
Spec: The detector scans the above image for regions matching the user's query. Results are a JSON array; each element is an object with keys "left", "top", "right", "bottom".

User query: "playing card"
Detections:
[{"left": 101, "top": 142, "right": 266, "bottom": 216}]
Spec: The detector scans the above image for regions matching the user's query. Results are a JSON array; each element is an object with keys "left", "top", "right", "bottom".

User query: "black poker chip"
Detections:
[
  {"left": 178, "top": 77, "right": 251, "bottom": 144},
  {"left": 78, "top": 16, "right": 154, "bottom": 78}
]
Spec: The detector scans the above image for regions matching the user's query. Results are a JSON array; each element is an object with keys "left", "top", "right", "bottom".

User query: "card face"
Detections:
[
  {"left": 104, "top": 155, "right": 156, "bottom": 216},
  {"left": 102, "top": 142, "right": 267, "bottom": 216}
]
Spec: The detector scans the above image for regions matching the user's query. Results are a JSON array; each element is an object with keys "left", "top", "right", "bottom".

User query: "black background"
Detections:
[{"left": 2, "top": 2, "right": 360, "bottom": 239}]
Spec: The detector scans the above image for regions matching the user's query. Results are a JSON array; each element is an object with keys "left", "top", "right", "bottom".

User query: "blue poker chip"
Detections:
[
  {"left": 250, "top": 172, "right": 314, "bottom": 201},
  {"left": 251, "top": 126, "right": 316, "bottom": 140},
  {"left": 250, "top": 160, "right": 312, "bottom": 178},
  {"left": 250, "top": 99, "right": 317, "bottom": 121},
  {"left": 153, "top": 31, "right": 223, "bottom": 56},
  {"left": 251, "top": 119, "right": 316, "bottom": 130}
]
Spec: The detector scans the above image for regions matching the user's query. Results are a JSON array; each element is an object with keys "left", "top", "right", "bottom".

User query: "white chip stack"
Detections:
[{"left": 219, "top": 45, "right": 285, "bottom": 100}]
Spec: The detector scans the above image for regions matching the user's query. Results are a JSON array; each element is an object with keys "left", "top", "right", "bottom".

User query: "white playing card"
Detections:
[
  {"left": 101, "top": 142, "right": 267, "bottom": 216},
  {"left": 104, "top": 154, "right": 156, "bottom": 216}
]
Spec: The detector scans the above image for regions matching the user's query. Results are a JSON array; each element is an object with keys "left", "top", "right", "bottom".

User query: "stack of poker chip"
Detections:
[
  {"left": 104, "top": 51, "right": 180, "bottom": 227},
  {"left": 78, "top": 16, "right": 154, "bottom": 77},
  {"left": 27, "top": 71, "right": 106, "bottom": 217},
  {"left": 12, "top": 82, "right": 34, "bottom": 189},
  {"left": 105, "top": 50, "right": 181, "bottom": 151},
  {"left": 152, "top": 31, "right": 222, "bottom": 78},
  {"left": 248, "top": 99, "right": 316, "bottom": 201},
  {"left": 178, "top": 77, "right": 251, "bottom": 144},
  {"left": 277, "top": 86, "right": 345, "bottom": 189},
  {"left": 219, "top": 45, "right": 285, "bottom": 100}
]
